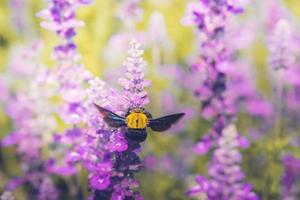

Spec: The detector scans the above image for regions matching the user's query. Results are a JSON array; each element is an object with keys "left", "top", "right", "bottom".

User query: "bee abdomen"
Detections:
[{"left": 125, "top": 129, "right": 147, "bottom": 143}]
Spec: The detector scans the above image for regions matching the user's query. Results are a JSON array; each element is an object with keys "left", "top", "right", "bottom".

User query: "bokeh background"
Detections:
[{"left": 1, "top": 0, "right": 300, "bottom": 199}]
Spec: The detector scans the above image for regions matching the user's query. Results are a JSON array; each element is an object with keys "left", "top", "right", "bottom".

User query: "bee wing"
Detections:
[
  {"left": 148, "top": 113, "right": 185, "bottom": 132},
  {"left": 94, "top": 104, "right": 126, "bottom": 128}
]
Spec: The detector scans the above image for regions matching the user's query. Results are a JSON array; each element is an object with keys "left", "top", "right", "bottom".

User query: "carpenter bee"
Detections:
[{"left": 94, "top": 104, "right": 185, "bottom": 143}]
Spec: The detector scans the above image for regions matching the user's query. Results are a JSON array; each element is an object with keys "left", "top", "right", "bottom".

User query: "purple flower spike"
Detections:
[
  {"left": 37, "top": 177, "right": 59, "bottom": 200},
  {"left": 90, "top": 174, "right": 111, "bottom": 190},
  {"left": 281, "top": 154, "right": 300, "bottom": 200},
  {"left": 119, "top": 39, "right": 151, "bottom": 109},
  {"left": 70, "top": 39, "right": 149, "bottom": 199},
  {"left": 37, "top": 0, "right": 88, "bottom": 61},
  {"left": 268, "top": 19, "right": 293, "bottom": 70},
  {"left": 39, "top": 0, "right": 93, "bottom": 125},
  {"left": 183, "top": 1, "right": 258, "bottom": 198},
  {"left": 182, "top": 0, "right": 246, "bottom": 135},
  {"left": 189, "top": 125, "right": 259, "bottom": 200}
]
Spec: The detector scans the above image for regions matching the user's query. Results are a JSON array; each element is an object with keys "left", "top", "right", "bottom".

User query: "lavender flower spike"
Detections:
[
  {"left": 281, "top": 154, "right": 300, "bottom": 200},
  {"left": 37, "top": 177, "right": 59, "bottom": 200},
  {"left": 188, "top": 125, "right": 259, "bottom": 200},
  {"left": 182, "top": 0, "right": 244, "bottom": 125},
  {"left": 37, "top": 0, "right": 91, "bottom": 62},
  {"left": 268, "top": 19, "right": 293, "bottom": 70},
  {"left": 82, "top": 39, "right": 150, "bottom": 199},
  {"left": 38, "top": 0, "right": 92, "bottom": 124},
  {"left": 119, "top": 39, "right": 151, "bottom": 109},
  {"left": 105, "top": 39, "right": 151, "bottom": 199}
]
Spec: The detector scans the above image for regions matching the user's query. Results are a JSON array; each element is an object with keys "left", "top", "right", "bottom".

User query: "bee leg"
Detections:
[{"left": 125, "top": 129, "right": 147, "bottom": 143}]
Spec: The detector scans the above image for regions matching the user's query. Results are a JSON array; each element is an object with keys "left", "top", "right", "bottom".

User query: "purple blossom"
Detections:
[
  {"left": 104, "top": 40, "right": 148, "bottom": 198},
  {"left": 183, "top": 3, "right": 259, "bottom": 199},
  {"left": 0, "top": 1, "right": 93, "bottom": 198},
  {"left": 2, "top": 66, "right": 57, "bottom": 155},
  {"left": 4, "top": 178, "right": 26, "bottom": 191},
  {"left": 281, "top": 154, "right": 300, "bottom": 200},
  {"left": 38, "top": 0, "right": 92, "bottom": 124},
  {"left": 89, "top": 161, "right": 113, "bottom": 190},
  {"left": 188, "top": 125, "right": 259, "bottom": 200},
  {"left": 69, "top": 39, "right": 148, "bottom": 199},
  {"left": 37, "top": 177, "right": 59, "bottom": 200},
  {"left": 0, "top": 191, "right": 14, "bottom": 200},
  {"left": 266, "top": 18, "right": 300, "bottom": 125},
  {"left": 46, "top": 158, "right": 77, "bottom": 176},
  {"left": 183, "top": 1, "right": 271, "bottom": 123},
  {"left": 268, "top": 19, "right": 293, "bottom": 70},
  {"left": 4, "top": 173, "right": 58, "bottom": 200},
  {"left": 37, "top": 0, "right": 90, "bottom": 61},
  {"left": 2, "top": 67, "right": 58, "bottom": 196},
  {"left": 119, "top": 39, "right": 151, "bottom": 108},
  {"left": 194, "top": 134, "right": 214, "bottom": 155},
  {"left": 182, "top": 0, "right": 245, "bottom": 131},
  {"left": 2, "top": 42, "right": 57, "bottom": 161}
]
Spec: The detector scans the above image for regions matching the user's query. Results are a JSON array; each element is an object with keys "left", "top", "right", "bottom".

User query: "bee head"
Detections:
[
  {"left": 125, "top": 106, "right": 152, "bottom": 119},
  {"left": 131, "top": 107, "right": 145, "bottom": 113}
]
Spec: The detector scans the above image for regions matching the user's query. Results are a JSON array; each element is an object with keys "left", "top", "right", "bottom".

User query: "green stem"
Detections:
[{"left": 274, "top": 71, "right": 284, "bottom": 138}]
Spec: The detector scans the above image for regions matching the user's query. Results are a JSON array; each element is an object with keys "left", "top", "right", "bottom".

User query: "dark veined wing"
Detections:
[
  {"left": 148, "top": 113, "right": 185, "bottom": 132},
  {"left": 94, "top": 104, "right": 126, "bottom": 128}
]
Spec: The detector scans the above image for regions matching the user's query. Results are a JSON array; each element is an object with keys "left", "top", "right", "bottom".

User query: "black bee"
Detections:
[{"left": 94, "top": 104, "right": 185, "bottom": 143}]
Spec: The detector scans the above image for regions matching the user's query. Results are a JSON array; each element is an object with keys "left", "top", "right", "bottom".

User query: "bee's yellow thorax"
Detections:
[{"left": 126, "top": 112, "right": 148, "bottom": 129}]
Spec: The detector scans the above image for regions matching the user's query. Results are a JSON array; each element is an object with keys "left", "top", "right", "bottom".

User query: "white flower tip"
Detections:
[
  {"left": 130, "top": 38, "right": 141, "bottom": 49},
  {"left": 36, "top": 9, "right": 50, "bottom": 19},
  {"left": 275, "top": 19, "right": 291, "bottom": 36},
  {"left": 131, "top": 38, "right": 137, "bottom": 43},
  {"left": 223, "top": 124, "right": 237, "bottom": 138},
  {"left": 277, "top": 19, "right": 290, "bottom": 29}
]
